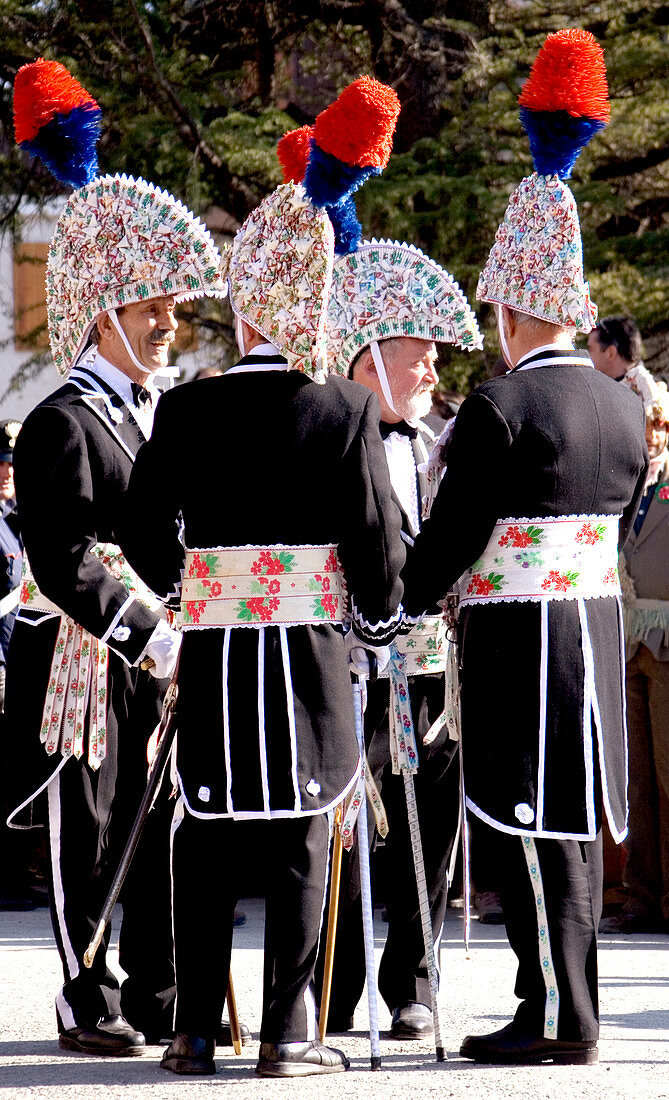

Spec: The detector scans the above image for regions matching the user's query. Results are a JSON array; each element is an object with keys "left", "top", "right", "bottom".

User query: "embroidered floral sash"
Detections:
[
  {"left": 19, "top": 544, "right": 164, "bottom": 769},
  {"left": 458, "top": 515, "right": 621, "bottom": 607},
  {"left": 182, "top": 544, "right": 346, "bottom": 628},
  {"left": 380, "top": 614, "right": 448, "bottom": 677}
]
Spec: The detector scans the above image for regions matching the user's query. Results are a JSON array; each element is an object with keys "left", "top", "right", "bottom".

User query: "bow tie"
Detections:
[
  {"left": 379, "top": 419, "right": 418, "bottom": 440},
  {"left": 131, "top": 382, "right": 153, "bottom": 408}
]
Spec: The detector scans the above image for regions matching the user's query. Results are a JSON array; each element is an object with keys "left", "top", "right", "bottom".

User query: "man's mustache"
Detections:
[{"left": 150, "top": 330, "right": 176, "bottom": 346}]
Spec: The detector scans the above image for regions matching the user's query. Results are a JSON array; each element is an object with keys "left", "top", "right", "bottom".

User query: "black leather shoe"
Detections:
[
  {"left": 256, "top": 1039, "right": 349, "bottom": 1077},
  {"left": 217, "top": 1019, "right": 252, "bottom": 1047},
  {"left": 390, "top": 1002, "right": 434, "bottom": 1039},
  {"left": 58, "top": 1014, "right": 146, "bottom": 1057},
  {"left": 460, "top": 1023, "right": 598, "bottom": 1065},
  {"left": 161, "top": 1033, "right": 216, "bottom": 1075}
]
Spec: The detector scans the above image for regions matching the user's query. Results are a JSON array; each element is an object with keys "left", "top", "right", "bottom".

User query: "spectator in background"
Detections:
[
  {"left": 601, "top": 366, "right": 669, "bottom": 934},
  {"left": 587, "top": 317, "right": 642, "bottom": 381}
]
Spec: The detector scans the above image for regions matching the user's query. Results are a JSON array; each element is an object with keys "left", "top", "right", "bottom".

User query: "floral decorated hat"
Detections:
[
  {"left": 14, "top": 59, "right": 226, "bottom": 375},
  {"left": 623, "top": 365, "right": 669, "bottom": 425},
  {"left": 477, "top": 29, "right": 610, "bottom": 333},
  {"left": 226, "top": 182, "right": 334, "bottom": 384},
  {"left": 327, "top": 239, "right": 482, "bottom": 377},
  {"left": 48, "top": 174, "right": 227, "bottom": 375}
]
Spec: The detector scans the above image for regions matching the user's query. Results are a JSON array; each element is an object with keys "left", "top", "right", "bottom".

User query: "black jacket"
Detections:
[
  {"left": 121, "top": 359, "right": 406, "bottom": 819},
  {"left": 403, "top": 352, "right": 648, "bottom": 840}
]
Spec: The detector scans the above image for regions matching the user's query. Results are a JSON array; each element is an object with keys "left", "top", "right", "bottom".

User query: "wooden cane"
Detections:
[
  {"left": 226, "top": 970, "right": 243, "bottom": 1055},
  {"left": 319, "top": 804, "right": 344, "bottom": 1042}
]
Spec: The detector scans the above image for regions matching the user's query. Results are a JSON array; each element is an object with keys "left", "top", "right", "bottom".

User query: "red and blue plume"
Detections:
[
  {"left": 14, "top": 58, "right": 101, "bottom": 189},
  {"left": 278, "top": 76, "right": 400, "bottom": 254},
  {"left": 518, "top": 29, "right": 610, "bottom": 180}
]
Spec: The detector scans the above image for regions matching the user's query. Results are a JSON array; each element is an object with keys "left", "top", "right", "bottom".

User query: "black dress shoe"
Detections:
[
  {"left": 390, "top": 1002, "right": 434, "bottom": 1039},
  {"left": 58, "top": 1014, "right": 146, "bottom": 1057},
  {"left": 256, "top": 1039, "right": 349, "bottom": 1077},
  {"left": 161, "top": 1033, "right": 216, "bottom": 1075},
  {"left": 217, "top": 1019, "right": 252, "bottom": 1047},
  {"left": 460, "top": 1023, "right": 598, "bottom": 1065}
]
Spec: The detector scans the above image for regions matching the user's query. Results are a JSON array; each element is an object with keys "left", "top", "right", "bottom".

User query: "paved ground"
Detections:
[{"left": 2, "top": 898, "right": 669, "bottom": 1099}]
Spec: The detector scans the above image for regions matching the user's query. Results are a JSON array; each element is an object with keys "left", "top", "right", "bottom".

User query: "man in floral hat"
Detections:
[
  {"left": 318, "top": 239, "right": 481, "bottom": 1039},
  {"left": 120, "top": 177, "right": 405, "bottom": 1078},
  {"left": 7, "top": 61, "right": 229, "bottom": 1055},
  {"left": 401, "top": 30, "right": 648, "bottom": 1065}
]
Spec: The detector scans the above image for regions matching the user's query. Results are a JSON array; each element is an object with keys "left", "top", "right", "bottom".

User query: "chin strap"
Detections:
[
  {"left": 370, "top": 340, "right": 400, "bottom": 419},
  {"left": 496, "top": 305, "right": 513, "bottom": 368},
  {"left": 108, "top": 308, "right": 149, "bottom": 376},
  {"left": 234, "top": 313, "right": 246, "bottom": 357}
]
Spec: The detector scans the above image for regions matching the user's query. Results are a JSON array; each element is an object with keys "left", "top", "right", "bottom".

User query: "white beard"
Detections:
[{"left": 396, "top": 385, "right": 434, "bottom": 424}]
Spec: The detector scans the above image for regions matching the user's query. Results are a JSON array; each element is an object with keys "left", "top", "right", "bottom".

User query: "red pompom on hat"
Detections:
[
  {"left": 518, "top": 29, "right": 610, "bottom": 123},
  {"left": 277, "top": 125, "right": 313, "bottom": 184},
  {"left": 14, "top": 57, "right": 99, "bottom": 144},
  {"left": 312, "top": 75, "right": 400, "bottom": 169}
]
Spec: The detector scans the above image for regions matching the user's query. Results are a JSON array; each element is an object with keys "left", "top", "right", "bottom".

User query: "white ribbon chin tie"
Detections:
[{"left": 370, "top": 340, "right": 400, "bottom": 418}]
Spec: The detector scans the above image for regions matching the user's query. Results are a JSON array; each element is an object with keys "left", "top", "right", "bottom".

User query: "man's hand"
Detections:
[
  {"left": 344, "top": 631, "right": 390, "bottom": 677},
  {"left": 140, "top": 620, "right": 181, "bottom": 680}
]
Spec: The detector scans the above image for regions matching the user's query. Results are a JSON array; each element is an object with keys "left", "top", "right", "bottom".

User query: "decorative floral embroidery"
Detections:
[
  {"left": 312, "top": 594, "right": 339, "bottom": 619},
  {"left": 499, "top": 524, "right": 544, "bottom": 548},
  {"left": 657, "top": 483, "right": 669, "bottom": 501},
  {"left": 182, "top": 600, "right": 207, "bottom": 625},
  {"left": 575, "top": 522, "right": 606, "bottom": 545},
  {"left": 522, "top": 837, "right": 559, "bottom": 1040},
  {"left": 603, "top": 566, "right": 618, "bottom": 584},
  {"left": 250, "top": 550, "right": 294, "bottom": 576},
  {"left": 48, "top": 173, "right": 226, "bottom": 376},
  {"left": 467, "top": 572, "right": 505, "bottom": 597},
  {"left": 477, "top": 173, "right": 596, "bottom": 332},
  {"left": 236, "top": 596, "right": 281, "bottom": 623},
  {"left": 188, "top": 552, "right": 220, "bottom": 579},
  {"left": 541, "top": 569, "right": 579, "bottom": 593},
  {"left": 327, "top": 239, "right": 482, "bottom": 377}
]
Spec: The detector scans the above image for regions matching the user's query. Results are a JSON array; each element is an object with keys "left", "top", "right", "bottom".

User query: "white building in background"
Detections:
[{"left": 0, "top": 201, "right": 232, "bottom": 422}]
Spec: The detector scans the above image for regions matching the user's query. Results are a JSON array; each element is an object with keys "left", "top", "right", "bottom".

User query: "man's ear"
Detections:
[
  {"left": 97, "top": 311, "right": 113, "bottom": 339},
  {"left": 352, "top": 348, "right": 376, "bottom": 382}
]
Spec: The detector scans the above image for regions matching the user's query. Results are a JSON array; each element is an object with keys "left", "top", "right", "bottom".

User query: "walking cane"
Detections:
[
  {"left": 226, "top": 971, "right": 243, "bottom": 1055},
  {"left": 319, "top": 803, "right": 343, "bottom": 1043},
  {"left": 352, "top": 674, "right": 382, "bottom": 1071},
  {"left": 389, "top": 643, "right": 446, "bottom": 1062}
]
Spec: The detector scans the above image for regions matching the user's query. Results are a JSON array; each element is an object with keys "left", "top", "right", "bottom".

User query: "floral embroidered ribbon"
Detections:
[
  {"left": 340, "top": 749, "right": 389, "bottom": 851},
  {"left": 458, "top": 514, "right": 621, "bottom": 606},
  {"left": 388, "top": 643, "right": 420, "bottom": 776},
  {"left": 182, "top": 544, "right": 346, "bottom": 627},
  {"left": 20, "top": 544, "right": 165, "bottom": 770}
]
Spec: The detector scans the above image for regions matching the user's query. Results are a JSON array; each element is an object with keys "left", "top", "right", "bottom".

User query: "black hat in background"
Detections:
[{"left": 0, "top": 421, "right": 22, "bottom": 463}]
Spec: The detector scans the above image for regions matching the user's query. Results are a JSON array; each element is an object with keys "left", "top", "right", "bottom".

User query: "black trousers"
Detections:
[
  {"left": 485, "top": 822, "right": 603, "bottom": 1041},
  {"left": 42, "top": 659, "right": 175, "bottom": 1037},
  {"left": 315, "top": 675, "right": 460, "bottom": 1019},
  {"left": 171, "top": 804, "right": 331, "bottom": 1043}
]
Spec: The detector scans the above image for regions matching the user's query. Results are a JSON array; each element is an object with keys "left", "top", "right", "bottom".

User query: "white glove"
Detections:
[
  {"left": 344, "top": 631, "right": 390, "bottom": 677},
  {"left": 140, "top": 620, "right": 181, "bottom": 679}
]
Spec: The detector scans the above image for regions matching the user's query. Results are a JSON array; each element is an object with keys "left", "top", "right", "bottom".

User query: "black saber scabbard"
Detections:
[{"left": 83, "top": 668, "right": 180, "bottom": 969}]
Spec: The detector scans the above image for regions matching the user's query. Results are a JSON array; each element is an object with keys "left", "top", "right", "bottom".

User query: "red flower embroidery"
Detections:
[
  {"left": 604, "top": 567, "right": 617, "bottom": 584},
  {"left": 325, "top": 549, "right": 339, "bottom": 573},
  {"left": 188, "top": 553, "right": 209, "bottom": 578},
  {"left": 268, "top": 579, "right": 281, "bottom": 594},
  {"left": 186, "top": 600, "right": 206, "bottom": 624},
  {"left": 210, "top": 582, "right": 222, "bottom": 597}
]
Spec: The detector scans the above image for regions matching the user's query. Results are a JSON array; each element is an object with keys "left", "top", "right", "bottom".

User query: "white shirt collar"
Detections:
[
  {"left": 226, "top": 342, "right": 288, "bottom": 374},
  {"left": 513, "top": 343, "right": 594, "bottom": 373},
  {"left": 85, "top": 352, "right": 160, "bottom": 405}
]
